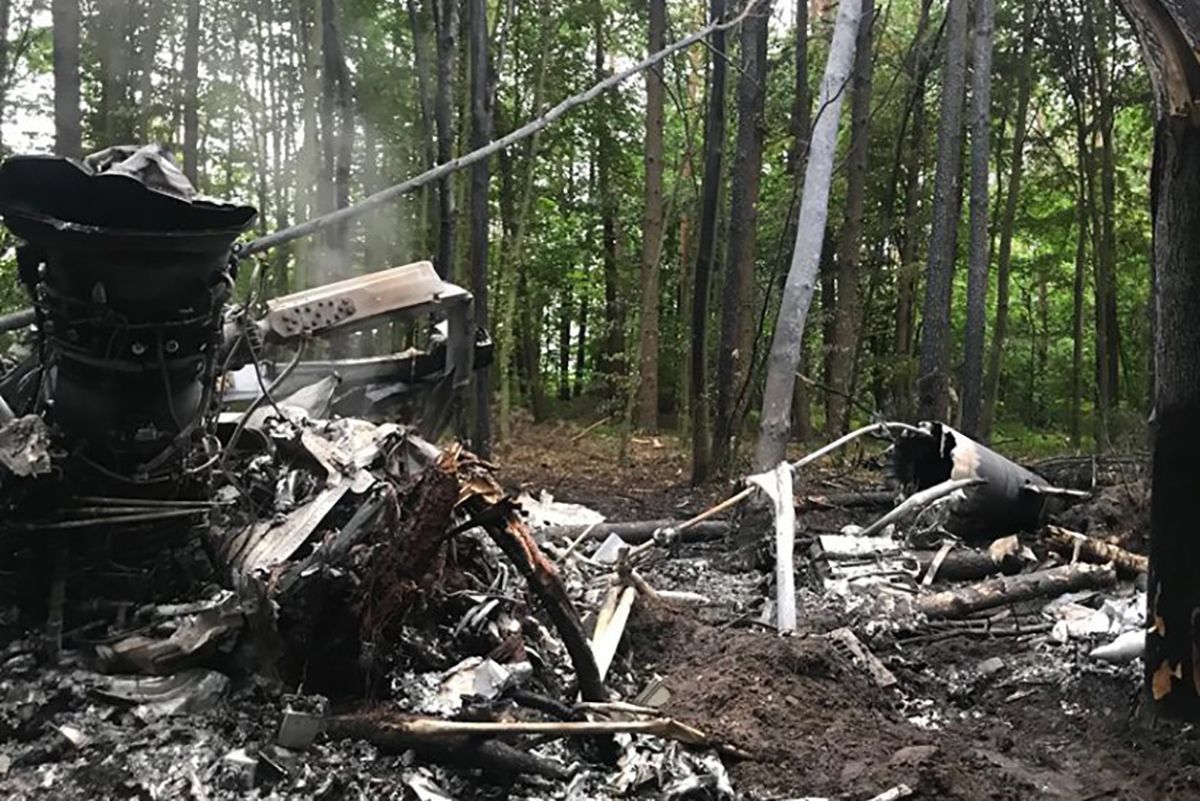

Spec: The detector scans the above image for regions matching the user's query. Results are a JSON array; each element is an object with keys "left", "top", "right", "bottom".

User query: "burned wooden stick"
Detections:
[
  {"left": 451, "top": 450, "right": 607, "bottom": 702},
  {"left": 1044, "top": 525, "right": 1148, "bottom": 576},
  {"left": 330, "top": 713, "right": 750, "bottom": 759},
  {"left": 328, "top": 715, "right": 574, "bottom": 780},
  {"left": 916, "top": 563, "right": 1117, "bottom": 619}
]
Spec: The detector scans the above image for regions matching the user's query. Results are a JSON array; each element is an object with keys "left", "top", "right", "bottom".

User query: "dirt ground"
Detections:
[{"left": 500, "top": 421, "right": 1197, "bottom": 800}]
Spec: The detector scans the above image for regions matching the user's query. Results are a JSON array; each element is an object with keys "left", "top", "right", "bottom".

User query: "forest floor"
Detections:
[
  {"left": 495, "top": 419, "right": 1194, "bottom": 800},
  {"left": 0, "top": 418, "right": 1191, "bottom": 800}
]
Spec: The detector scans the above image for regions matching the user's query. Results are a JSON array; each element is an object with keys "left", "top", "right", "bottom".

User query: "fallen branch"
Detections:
[
  {"left": 329, "top": 713, "right": 750, "bottom": 759},
  {"left": 570, "top": 416, "right": 611, "bottom": 443},
  {"left": 913, "top": 547, "right": 1007, "bottom": 582},
  {"left": 796, "top": 489, "right": 896, "bottom": 511},
  {"left": 916, "top": 563, "right": 1117, "bottom": 619},
  {"left": 240, "top": 1, "right": 763, "bottom": 257},
  {"left": 1044, "top": 525, "right": 1147, "bottom": 576},
  {"left": 438, "top": 443, "right": 608, "bottom": 702},
  {"left": 859, "top": 477, "right": 985, "bottom": 537},
  {"left": 328, "top": 716, "right": 573, "bottom": 779}
]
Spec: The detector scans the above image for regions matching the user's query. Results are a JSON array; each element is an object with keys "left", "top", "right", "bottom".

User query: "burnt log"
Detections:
[
  {"left": 1044, "top": 525, "right": 1148, "bottom": 577},
  {"left": 916, "top": 563, "right": 1117, "bottom": 619}
]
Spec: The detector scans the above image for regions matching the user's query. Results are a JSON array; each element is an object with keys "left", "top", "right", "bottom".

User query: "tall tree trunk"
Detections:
[
  {"left": 136, "top": 0, "right": 163, "bottom": 139},
  {"left": 790, "top": 0, "right": 813, "bottom": 441},
  {"left": 634, "top": 0, "right": 668, "bottom": 433},
  {"left": 558, "top": 286, "right": 572, "bottom": 401},
  {"left": 824, "top": 0, "right": 875, "bottom": 435},
  {"left": 1070, "top": 157, "right": 1088, "bottom": 448},
  {"left": 327, "top": 0, "right": 354, "bottom": 274},
  {"left": 433, "top": 0, "right": 458, "bottom": 278},
  {"left": 408, "top": 0, "right": 438, "bottom": 253},
  {"left": 754, "top": 0, "right": 863, "bottom": 470},
  {"left": 52, "top": 0, "right": 82, "bottom": 159},
  {"left": 1090, "top": 0, "right": 1121, "bottom": 409},
  {"left": 575, "top": 293, "right": 588, "bottom": 397},
  {"left": 689, "top": 0, "right": 729, "bottom": 484},
  {"left": 594, "top": 16, "right": 625, "bottom": 389},
  {"left": 1115, "top": 0, "right": 1200, "bottom": 720},
  {"left": 960, "top": 0, "right": 994, "bottom": 437},
  {"left": 890, "top": 1, "right": 937, "bottom": 420},
  {"left": 712, "top": 0, "right": 772, "bottom": 472},
  {"left": 467, "top": 0, "right": 492, "bottom": 456},
  {"left": 980, "top": 0, "right": 1034, "bottom": 438},
  {"left": 916, "top": 0, "right": 969, "bottom": 422},
  {"left": 182, "top": 0, "right": 201, "bottom": 183}
]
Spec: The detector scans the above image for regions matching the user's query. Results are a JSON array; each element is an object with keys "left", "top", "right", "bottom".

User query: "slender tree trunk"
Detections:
[
  {"left": 468, "top": 0, "right": 492, "bottom": 456},
  {"left": 575, "top": 293, "right": 588, "bottom": 397},
  {"left": 689, "top": 0, "right": 729, "bottom": 484},
  {"left": 408, "top": 0, "right": 438, "bottom": 253},
  {"left": 634, "top": 0, "right": 668, "bottom": 433},
  {"left": 1070, "top": 161, "right": 1088, "bottom": 448},
  {"left": 980, "top": 0, "right": 1034, "bottom": 439},
  {"left": 916, "top": 0, "right": 969, "bottom": 422},
  {"left": 790, "top": 0, "right": 813, "bottom": 440},
  {"left": 497, "top": 2, "right": 553, "bottom": 442},
  {"left": 960, "top": 0, "right": 994, "bottom": 437},
  {"left": 594, "top": 15, "right": 625, "bottom": 388},
  {"left": 754, "top": 0, "right": 863, "bottom": 470},
  {"left": 182, "top": 0, "right": 201, "bottom": 183},
  {"left": 712, "top": 0, "right": 772, "bottom": 471},
  {"left": 136, "top": 0, "right": 162, "bottom": 139},
  {"left": 1089, "top": 1, "right": 1121, "bottom": 409},
  {"left": 433, "top": 0, "right": 458, "bottom": 278},
  {"left": 52, "top": 0, "right": 82, "bottom": 159},
  {"left": 558, "top": 285, "right": 572, "bottom": 401},
  {"left": 824, "top": 0, "right": 875, "bottom": 435}
]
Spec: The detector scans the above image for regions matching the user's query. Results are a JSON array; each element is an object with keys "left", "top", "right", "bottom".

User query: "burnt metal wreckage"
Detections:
[{"left": 0, "top": 146, "right": 1156, "bottom": 798}]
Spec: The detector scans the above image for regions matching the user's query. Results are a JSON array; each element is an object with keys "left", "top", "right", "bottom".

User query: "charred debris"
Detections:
[{"left": 0, "top": 148, "right": 1152, "bottom": 798}]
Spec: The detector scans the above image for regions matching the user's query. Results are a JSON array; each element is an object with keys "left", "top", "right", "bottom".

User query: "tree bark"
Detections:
[
  {"left": 182, "top": 0, "right": 201, "bottom": 184},
  {"left": 52, "top": 0, "right": 83, "bottom": 160},
  {"left": 754, "top": 0, "right": 862, "bottom": 470},
  {"left": 980, "top": 0, "right": 1034, "bottom": 439},
  {"left": 634, "top": 0, "right": 668, "bottom": 433},
  {"left": 1115, "top": 0, "right": 1200, "bottom": 719},
  {"left": 712, "top": 0, "right": 772, "bottom": 471},
  {"left": 824, "top": 0, "right": 875, "bottom": 436},
  {"left": 916, "top": 0, "right": 969, "bottom": 422},
  {"left": 468, "top": 0, "right": 492, "bottom": 456},
  {"left": 433, "top": 0, "right": 459, "bottom": 279},
  {"left": 1070, "top": 147, "right": 1088, "bottom": 448},
  {"left": 960, "top": 0, "right": 994, "bottom": 438},
  {"left": 689, "top": 0, "right": 728, "bottom": 484},
  {"left": 558, "top": 285, "right": 572, "bottom": 401}
]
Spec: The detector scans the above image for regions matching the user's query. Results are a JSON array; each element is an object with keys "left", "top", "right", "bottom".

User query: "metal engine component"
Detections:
[{"left": 0, "top": 146, "right": 255, "bottom": 493}]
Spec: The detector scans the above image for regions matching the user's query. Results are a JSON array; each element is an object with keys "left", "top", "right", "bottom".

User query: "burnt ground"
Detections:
[
  {"left": 501, "top": 422, "right": 1196, "bottom": 800},
  {"left": 0, "top": 420, "right": 1191, "bottom": 800}
]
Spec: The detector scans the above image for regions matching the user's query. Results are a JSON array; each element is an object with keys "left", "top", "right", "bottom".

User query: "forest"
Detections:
[
  {"left": 0, "top": 0, "right": 1159, "bottom": 469},
  {"left": 5, "top": 0, "right": 1200, "bottom": 797}
]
